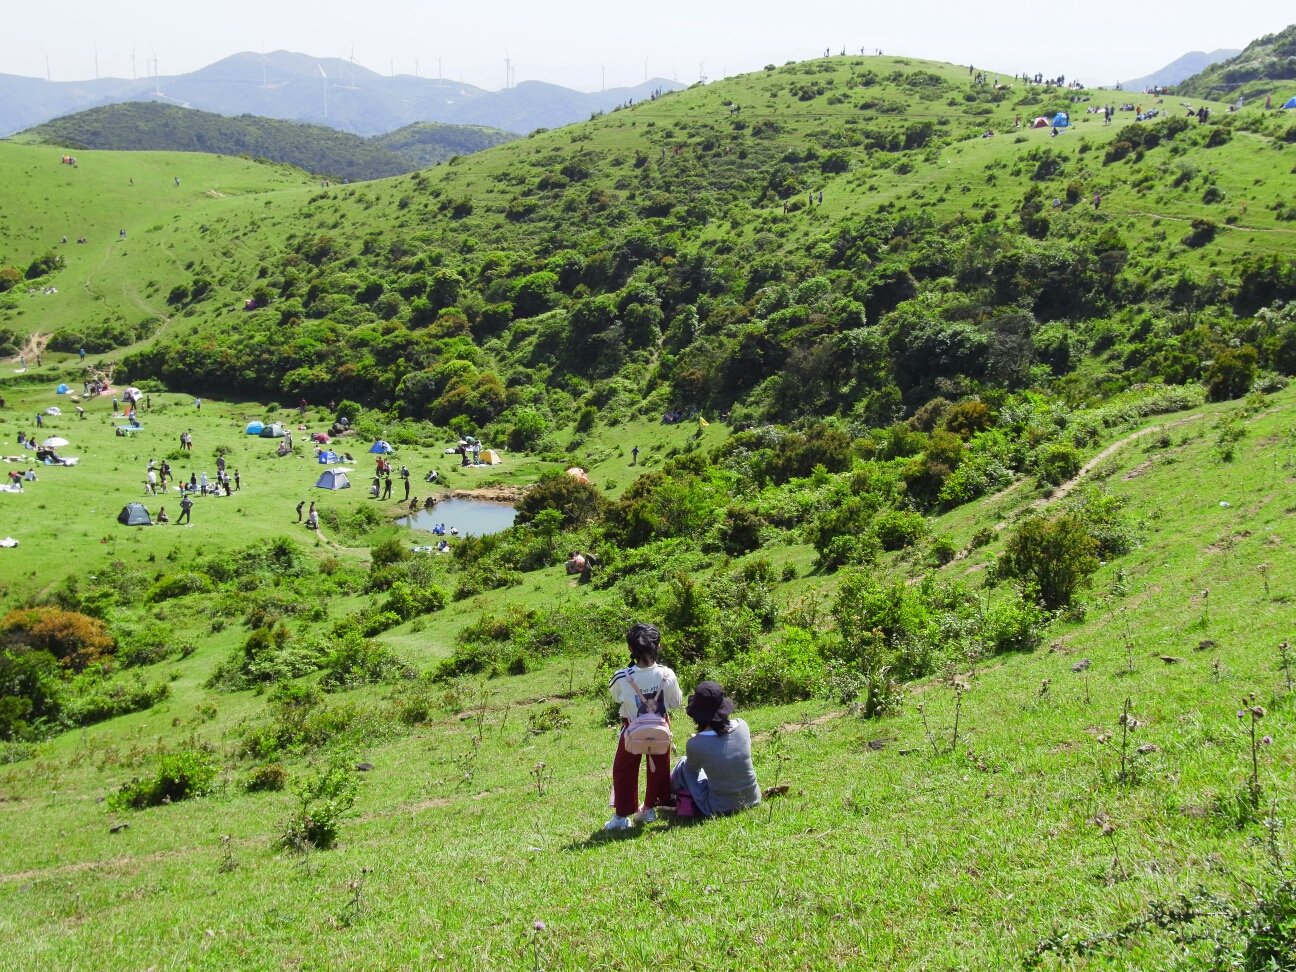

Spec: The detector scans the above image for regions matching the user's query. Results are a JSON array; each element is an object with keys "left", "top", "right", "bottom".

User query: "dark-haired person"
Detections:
[
  {"left": 605, "top": 623, "right": 682, "bottom": 831},
  {"left": 670, "top": 681, "right": 761, "bottom": 819}
]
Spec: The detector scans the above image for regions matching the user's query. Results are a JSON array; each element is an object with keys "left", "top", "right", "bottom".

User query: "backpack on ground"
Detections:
[{"left": 623, "top": 675, "right": 672, "bottom": 769}]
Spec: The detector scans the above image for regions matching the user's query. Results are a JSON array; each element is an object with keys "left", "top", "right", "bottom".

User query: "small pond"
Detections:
[{"left": 397, "top": 497, "right": 517, "bottom": 537}]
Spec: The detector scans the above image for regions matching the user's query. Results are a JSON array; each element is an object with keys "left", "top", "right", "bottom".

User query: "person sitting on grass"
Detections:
[
  {"left": 156, "top": 506, "right": 168, "bottom": 523},
  {"left": 565, "top": 551, "right": 586, "bottom": 575},
  {"left": 606, "top": 623, "right": 683, "bottom": 831},
  {"left": 670, "top": 681, "right": 761, "bottom": 819}
]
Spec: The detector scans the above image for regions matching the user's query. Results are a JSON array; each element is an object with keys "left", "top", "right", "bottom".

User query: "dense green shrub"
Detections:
[
  {"left": 872, "top": 509, "right": 929, "bottom": 550},
  {"left": 278, "top": 757, "right": 360, "bottom": 850},
  {"left": 1000, "top": 513, "right": 1099, "bottom": 609},
  {"left": 109, "top": 747, "right": 217, "bottom": 810}
]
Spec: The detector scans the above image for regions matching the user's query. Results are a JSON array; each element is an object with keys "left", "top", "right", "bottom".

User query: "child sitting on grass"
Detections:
[{"left": 605, "top": 624, "right": 682, "bottom": 830}]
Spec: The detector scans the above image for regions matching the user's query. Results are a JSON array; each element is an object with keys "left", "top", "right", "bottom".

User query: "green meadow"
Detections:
[{"left": 1, "top": 42, "right": 1296, "bottom": 971}]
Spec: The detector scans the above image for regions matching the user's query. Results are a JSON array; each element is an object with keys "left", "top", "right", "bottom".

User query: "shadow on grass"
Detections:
[{"left": 564, "top": 812, "right": 700, "bottom": 850}]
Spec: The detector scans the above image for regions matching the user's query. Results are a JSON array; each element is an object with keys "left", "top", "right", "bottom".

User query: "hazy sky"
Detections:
[{"left": 1, "top": 0, "right": 1286, "bottom": 91}]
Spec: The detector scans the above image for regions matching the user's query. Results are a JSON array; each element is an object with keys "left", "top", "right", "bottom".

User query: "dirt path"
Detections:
[{"left": 1117, "top": 210, "right": 1296, "bottom": 236}]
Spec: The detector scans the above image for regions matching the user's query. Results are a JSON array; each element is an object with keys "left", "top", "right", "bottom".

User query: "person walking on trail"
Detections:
[
  {"left": 605, "top": 623, "right": 683, "bottom": 831},
  {"left": 79, "top": 348, "right": 85, "bottom": 362},
  {"left": 296, "top": 500, "right": 305, "bottom": 522},
  {"left": 178, "top": 494, "right": 193, "bottom": 524},
  {"left": 632, "top": 445, "right": 639, "bottom": 465}
]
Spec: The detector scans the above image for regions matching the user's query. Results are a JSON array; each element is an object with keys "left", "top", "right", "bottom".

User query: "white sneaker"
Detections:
[
  {"left": 604, "top": 814, "right": 632, "bottom": 831},
  {"left": 633, "top": 808, "right": 657, "bottom": 824}
]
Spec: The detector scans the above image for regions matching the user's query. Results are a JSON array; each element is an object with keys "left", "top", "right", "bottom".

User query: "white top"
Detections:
[{"left": 608, "top": 663, "right": 683, "bottom": 720}]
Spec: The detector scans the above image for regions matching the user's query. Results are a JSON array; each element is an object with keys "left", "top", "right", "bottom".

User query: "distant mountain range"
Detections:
[
  {"left": 1117, "top": 49, "right": 1241, "bottom": 91},
  {"left": 0, "top": 50, "right": 685, "bottom": 138},
  {"left": 13, "top": 102, "right": 517, "bottom": 180}
]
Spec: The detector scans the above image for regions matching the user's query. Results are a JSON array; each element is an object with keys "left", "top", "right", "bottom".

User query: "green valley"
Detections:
[{"left": 1, "top": 39, "right": 1296, "bottom": 971}]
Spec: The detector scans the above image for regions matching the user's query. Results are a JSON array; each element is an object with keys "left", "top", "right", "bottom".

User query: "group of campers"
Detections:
[{"left": 604, "top": 623, "right": 763, "bottom": 829}]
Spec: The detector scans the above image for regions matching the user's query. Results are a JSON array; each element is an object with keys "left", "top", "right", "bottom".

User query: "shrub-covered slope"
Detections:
[{"left": 1177, "top": 24, "right": 1296, "bottom": 101}]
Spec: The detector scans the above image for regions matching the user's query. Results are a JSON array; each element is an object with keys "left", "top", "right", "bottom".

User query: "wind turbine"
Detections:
[
  {"left": 698, "top": 57, "right": 707, "bottom": 84},
  {"left": 44, "top": 54, "right": 50, "bottom": 82},
  {"left": 601, "top": 65, "right": 605, "bottom": 92},
  {"left": 318, "top": 64, "right": 328, "bottom": 117},
  {"left": 644, "top": 53, "right": 648, "bottom": 85},
  {"left": 438, "top": 53, "right": 443, "bottom": 80},
  {"left": 130, "top": 45, "right": 136, "bottom": 80},
  {"left": 415, "top": 54, "right": 419, "bottom": 78},
  {"left": 94, "top": 47, "right": 98, "bottom": 80},
  {"left": 152, "top": 49, "right": 160, "bottom": 94}
]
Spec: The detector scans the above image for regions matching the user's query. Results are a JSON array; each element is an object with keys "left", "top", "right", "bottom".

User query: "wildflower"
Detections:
[
  {"left": 534, "top": 920, "right": 546, "bottom": 931},
  {"left": 1263, "top": 736, "right": 1273, "bottom": 746}
]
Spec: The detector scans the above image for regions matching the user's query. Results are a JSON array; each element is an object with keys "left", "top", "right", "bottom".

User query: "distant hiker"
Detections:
[
  {"left": 79, "top": 348, "right": 85, "bottom": 361},
  {"left": 178, "top": 494, "right": 193, "bottom": 524},
  {"left": 818, "top": 190, "right": 823, "bottom": 204},
  {"left": 234, "top": 469, "right": 240, "bottom": 490},
  {"left": 119, "top": 229, "right": 126, "bottom": 239},
  {"left": 631, "top": 445, "right": 639, "bottom": 465},
  {"left": 129, "top": 178, "right": 134, "bottom": 185},
  {"left": 175, "top": 177, "right": 180, "bottom": 187},
  {"left": 147, "top": 470, "right": 157, "bottom": 495},
  {"left": 605, "top": 623, "right": 683, "bottom": 831},
  {"left": 216, "top": 454, "right": 226, "bottom": 474},
  {"left": 1093, "top": 192, "right": 1101, "bottom": 209},
  {"left": 194, "top": 398, "right": 201, "bottom": 411},
  {"left": 382, "top": 475, "right": 393, "bottom": 499},
  {"left": 307, "top": 505, "right": 318, "bottom": 530},
  {"left": 75, "top": 406, "right": 84, "bottom": 419},
  {"left": 296, "top": 500, "right": 305, "bottom": 522},
  {"left": 671, "top": 681, "right": 760, "bottom": 819},
  {"left": 403, "top": 477, "right": 410, "bottom": 501},
  {"left": 36, "top": 413, "right": 42, "bottom": 428}
]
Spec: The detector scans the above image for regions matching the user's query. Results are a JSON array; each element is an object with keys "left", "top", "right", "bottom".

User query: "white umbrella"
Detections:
[{"left": 41, "top": 437, "right": 69, "bottom": 448}]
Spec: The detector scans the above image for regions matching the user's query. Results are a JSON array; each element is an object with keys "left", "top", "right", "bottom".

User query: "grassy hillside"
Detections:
[
  {"left": 3, "top": 45, "right": 1296, "bottom": 970},
  {"left": 16, "top": 103, "right": 420, "bottom": 181},
  {"left": 370, "top": 122, "right": 519, "bottom": 169},
  {"left": 1, "top": 363, "right": 1296, "bottom": 969},
  {"left": 1177, "top": 24, "right": 1296, "bottom": 101}
]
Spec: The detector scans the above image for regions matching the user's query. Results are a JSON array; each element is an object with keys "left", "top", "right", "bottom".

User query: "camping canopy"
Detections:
[
  {"left": 259, "top": 423, "right": 285, "bottom": 438},
  {"left": 318, "top": 450, "right": 339, "bottom": 464},
  {"left": 369, "top": 440, "right": 394, "bottom": 454},
  {"left": 40, "top": 437, "right": 69, "bottom": 448},
  {"left": 117, "top": 503, "right": 152, "bottom": 526},
  {"left": 479, "top": 449, "right": 502, "bottom": 465},
  {"left": 56, "top": 384, "right": 69, "bottom": 394},
  {"left": 1032, "top": 117, "right": 1050, "bottom": 128},
  {"left": 315, "top": 469, "right": 351, "bottom": 489},
  {"left": 245, "top": 421, "right": 264, "bottom": 435},
  {"left": 1285, "top": 96, "right": 1296, "bottom": 109}
]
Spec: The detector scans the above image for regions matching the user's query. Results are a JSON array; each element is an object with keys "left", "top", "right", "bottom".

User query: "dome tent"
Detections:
[
  {"left": 259, "top": 423, "right": 286, "bottom": 438},
  {"left": 369, "top": 440, "right": 394, "bottom": 454},
  {"left": 1285, "top": 96, "right": 1296, "bottom": 109},
  {"left": 315, "top": 469, "right": 351, "bottom": 490},
  {"left": 1052, "top": 111, "right": 1069, "bottom": 127},
  {"left": 317, "top": 450, "right": 339, "bottom": 464},
  {"left": 117, "top": 503, "right": 152, "bottom": 526},
  {"left": 245, "top": 421, "right": 264, "bottom": 435},
  {"left": 56, "top": 383, "right": 69, "bottom": 394},
  {"left": 1032, "top": 116, "right": 1050, "bottom": 128},
  {"left": 479, "top": 449, "right": 503, "bottom": 465}
]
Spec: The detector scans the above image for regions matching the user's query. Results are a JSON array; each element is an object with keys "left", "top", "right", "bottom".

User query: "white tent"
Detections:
[{"left": 315, "top": 469, "right": 352, "bottom": 490}]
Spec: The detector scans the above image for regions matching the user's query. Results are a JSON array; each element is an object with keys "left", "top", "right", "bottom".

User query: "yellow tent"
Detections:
[{"left": 480, "top": 449, "right": 503, "bottom": 465}]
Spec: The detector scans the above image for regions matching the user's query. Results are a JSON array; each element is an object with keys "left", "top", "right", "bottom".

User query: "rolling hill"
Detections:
[
  {"left": 1177, "top": 23, "right": 1296, "bottom": 100},
  {"left": 15, "top": 103, "right": 517, "bottom": 181},
  {"left": 0, "top": 49, "right": 684, "bottom": 138},
  {"left": 2, "top": 35, "right": 1296, "bottom": 971}
]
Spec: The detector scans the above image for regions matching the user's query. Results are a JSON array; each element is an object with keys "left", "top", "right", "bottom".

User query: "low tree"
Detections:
[{"left": 1000, "top": 513, "right": 1099, "bottom": 610}]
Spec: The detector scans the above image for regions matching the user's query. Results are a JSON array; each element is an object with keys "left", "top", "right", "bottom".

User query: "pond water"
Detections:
[{"left": 397, "top": 497, "right": 517, "bottom": 537}]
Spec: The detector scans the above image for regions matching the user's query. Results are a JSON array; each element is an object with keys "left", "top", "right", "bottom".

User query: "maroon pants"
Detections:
[{"left": 611, "top": 724, "right": 671, "bottom": 817}]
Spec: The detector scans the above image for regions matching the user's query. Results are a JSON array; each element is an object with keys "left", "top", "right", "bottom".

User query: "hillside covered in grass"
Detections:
[
  {"left": 3, "top": 36, "right": 1296, "bottom": 970},
  {"left": 15, "top": 103, "right": 516, "bottom": 182},
  {"left": 1177, "top": 24, "right": 1296, "bottom": 102}
]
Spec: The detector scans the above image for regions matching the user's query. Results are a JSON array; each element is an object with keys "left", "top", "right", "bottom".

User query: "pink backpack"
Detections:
[{"left": 623, "top": 675, "right": 672, "bottom": 769}]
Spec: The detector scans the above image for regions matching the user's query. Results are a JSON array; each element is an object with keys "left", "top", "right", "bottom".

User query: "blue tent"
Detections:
[
  {"left": 56, "top": 383, "right": 69, "bottom": 394},
  {"left": 246, "top": 421, "right": 264, "bottom": 435},
  {"left": 318, "top": 450, "right": 339, "bottom": 464},
  {"left": 1285, "top": 96, "right": 1296, "bottom": 109},
  {"left": 1052, "top": 111, "right": 1070, "bottom": 127},
  {"left": 369, "top": 440, "right": 393, "bottom": 454}
]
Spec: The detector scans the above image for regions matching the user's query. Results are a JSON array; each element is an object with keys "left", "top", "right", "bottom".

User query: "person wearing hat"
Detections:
[
  {"left": 606, "top": 623, "right": 683, "bottom": 831},
  {"left": 670, "top": 681, "right": 761, "bottom": 818}
]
